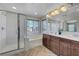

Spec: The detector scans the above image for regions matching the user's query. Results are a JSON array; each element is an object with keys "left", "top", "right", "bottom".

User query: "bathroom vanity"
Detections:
[{"left": 43, "top": 33, "right": 79, "bottom": 56}]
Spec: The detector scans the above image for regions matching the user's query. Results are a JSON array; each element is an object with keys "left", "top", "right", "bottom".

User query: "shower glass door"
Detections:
[{"left": 0, "top": 11, "right": 18, "bottom": 53}]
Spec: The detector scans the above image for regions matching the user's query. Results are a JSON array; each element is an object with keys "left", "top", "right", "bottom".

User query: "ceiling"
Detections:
[
  {"left": 0, "top": 3, "right": 63, "bottom": 18},
  {"left": 0, "top": 3, "right": 79, "bottom": 19}
]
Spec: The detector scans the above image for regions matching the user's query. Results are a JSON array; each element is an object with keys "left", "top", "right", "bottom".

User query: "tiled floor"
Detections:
[
  {"left": 15, "top": 45, "right": 56, "bottom": 56},
  {"left": 0, "top": 39, "right": 56, "bottom": 56},
  {"left": 0, "top": 39, "right": 42, "bottom": 56}
]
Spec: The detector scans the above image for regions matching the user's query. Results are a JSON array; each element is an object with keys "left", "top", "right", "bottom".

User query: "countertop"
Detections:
[{"left": 43, "top": 32, "right": 79, "bottom": 42}]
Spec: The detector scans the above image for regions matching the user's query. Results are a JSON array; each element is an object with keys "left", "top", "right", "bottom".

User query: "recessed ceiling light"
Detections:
[
  {"left": 35, "top": 12, "right": 37, "bottom": 15},
  {"left": 46, "top": 14, "right": 51, "bottom": 18},
  {"left": 12, "top": 6, "right": 16, "bottom": 9}
]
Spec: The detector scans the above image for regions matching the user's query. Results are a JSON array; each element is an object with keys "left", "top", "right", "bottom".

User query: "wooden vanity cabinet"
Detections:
[
  {"left": 43, "top": 34, "right": 79, "bottom": 56},
  {"left": 60, "top": 38, "right": 71, "bottom": 56},
  {"left": 70, "top": 41, "right": 79, "bottom": 56},
  {"left": 50, "top": 36, "right": 60, "bottom": 55}
]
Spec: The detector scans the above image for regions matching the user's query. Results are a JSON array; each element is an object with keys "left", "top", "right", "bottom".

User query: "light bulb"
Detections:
[
  {"left": 54, "top": 10, "right": 60, "bottom": 15},
  {"left": 60, "top": 6, "right": 67, "bottom": 12},
  {"left": 51, "top": 12, "right": 56, "bottom": 16}
]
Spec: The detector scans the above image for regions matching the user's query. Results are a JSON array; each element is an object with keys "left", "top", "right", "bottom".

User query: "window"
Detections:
[
  {"left": 42, "top": 20, "right": 47, "bottom": 32},
  {"left": 33, "top": 20, "right": 39, "bottom": 32},
  {"left": 67, "top": 23, "right": 77, "bottom": 32},
  {"left": 27, "top": 20, "right": 33, "bottom": 32},
  {"left": 27, "top": 20, "right": 39, "bottom": 33}
]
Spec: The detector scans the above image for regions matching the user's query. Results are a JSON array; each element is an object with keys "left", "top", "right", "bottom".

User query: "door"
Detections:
[{"left": 43, "top": 34, "right": 47, "bottom": 47}]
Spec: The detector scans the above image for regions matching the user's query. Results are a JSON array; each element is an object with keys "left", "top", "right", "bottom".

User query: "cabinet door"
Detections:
[
  {"left": 46, "top": 35, "right": 50, "bottom": 49},
  {"left": 50, "top": 36, "right": 60, "bottom": 55},
  {"left": 43, "top": 34, "right": 47, "bottom": 47},
  {"left": 70, "top": 41, "right": 79, "bottom": 56},
  {"left": 60, "top": 38, "right": 71, "bottom": 56},
  {"left": 43, "top": 34, "right": 51, "bottom": 49}
]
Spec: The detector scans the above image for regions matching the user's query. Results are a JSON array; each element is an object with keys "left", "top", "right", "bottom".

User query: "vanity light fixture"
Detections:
[
  {"left": 50, "top": 9, "right": 60, "bottom": 16},
  {"left": 46, "top": 5, "right": 68, "bottom": 18}
]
